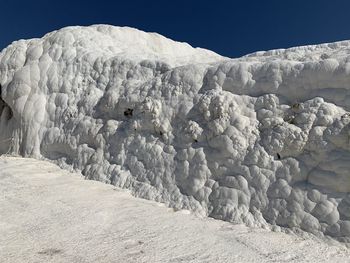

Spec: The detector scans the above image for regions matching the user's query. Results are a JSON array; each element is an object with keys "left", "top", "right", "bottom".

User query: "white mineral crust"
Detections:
[{"left": 1, "top": 25, "right": 350, "bottom": 240}]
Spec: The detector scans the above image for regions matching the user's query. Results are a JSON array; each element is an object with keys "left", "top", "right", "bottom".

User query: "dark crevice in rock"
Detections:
[{"left": 0, "top": 84, "right": 13, "bottom": 121}]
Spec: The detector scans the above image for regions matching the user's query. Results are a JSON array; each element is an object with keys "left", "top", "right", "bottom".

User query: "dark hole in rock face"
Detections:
[
  {"left": 0, "top": 84, "right": 13, "bottom": 121},
  {"left": 277, "top": 153, "right": 281, "bottom": 160},
  {"left": 124, "top": 108, "right": 133, "bottom": 117}
]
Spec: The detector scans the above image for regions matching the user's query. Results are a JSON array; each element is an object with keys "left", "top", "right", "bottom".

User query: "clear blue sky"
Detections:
[{"left": 1, "top": 0, "right": 350, "bottom": 58}]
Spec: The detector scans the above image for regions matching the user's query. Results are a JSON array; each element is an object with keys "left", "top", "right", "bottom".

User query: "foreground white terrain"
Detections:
[
  {"left": 1, "top": 157, "right": 349, "bottom": 263},
  {"left": 1, "top": 25, "right": 350, "bottom": 240}
]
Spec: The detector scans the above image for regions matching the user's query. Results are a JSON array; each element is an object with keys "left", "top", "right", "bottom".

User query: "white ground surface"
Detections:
[{"left": 0, "top": 157, "right": 349, "bottom": 263}]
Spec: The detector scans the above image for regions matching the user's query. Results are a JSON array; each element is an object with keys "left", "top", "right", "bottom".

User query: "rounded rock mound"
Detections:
[{"left": 1, "top": 25, "right": 350, "bottom": 242}]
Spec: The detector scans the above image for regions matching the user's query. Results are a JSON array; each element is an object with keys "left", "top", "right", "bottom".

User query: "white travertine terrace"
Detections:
[{"left": 1, "top": 25, "right": 350, "bottom": 241}]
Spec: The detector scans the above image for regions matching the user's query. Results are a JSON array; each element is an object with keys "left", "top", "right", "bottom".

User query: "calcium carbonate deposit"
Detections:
[{"left": 1, "top": 25, "right": 350, "bottom": 241}]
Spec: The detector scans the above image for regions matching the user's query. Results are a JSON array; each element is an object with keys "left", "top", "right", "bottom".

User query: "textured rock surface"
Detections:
[{"left": 1, "top": 25, "right": 350, "bottom": 240}]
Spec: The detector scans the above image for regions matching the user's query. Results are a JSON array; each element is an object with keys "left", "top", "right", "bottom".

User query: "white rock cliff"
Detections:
[{"left": 1, "top": 25, "right": 350, "bottom": 241}]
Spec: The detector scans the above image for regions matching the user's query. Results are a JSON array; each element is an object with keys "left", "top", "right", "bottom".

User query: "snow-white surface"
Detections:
[
  {"left": 1, "top": 25, "right": 350, "bottom": 240},
  {"left": 1, "top": 157, "right": 349, "bottom": 263}
]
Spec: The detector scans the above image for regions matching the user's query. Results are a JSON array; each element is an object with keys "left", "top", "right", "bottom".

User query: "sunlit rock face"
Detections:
[{"left": 1, "top": 24, "right": 350, "bottom": 241}]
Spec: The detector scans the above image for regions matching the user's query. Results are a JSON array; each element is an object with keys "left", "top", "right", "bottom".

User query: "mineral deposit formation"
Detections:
[{"left": 1, "top": 25, "right": 350, "bottom": 241}]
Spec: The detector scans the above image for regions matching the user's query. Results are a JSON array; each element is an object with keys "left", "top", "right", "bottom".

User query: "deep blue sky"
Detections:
[{"left": 1, "top": 0, "right": 350, "bottom": 58}]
